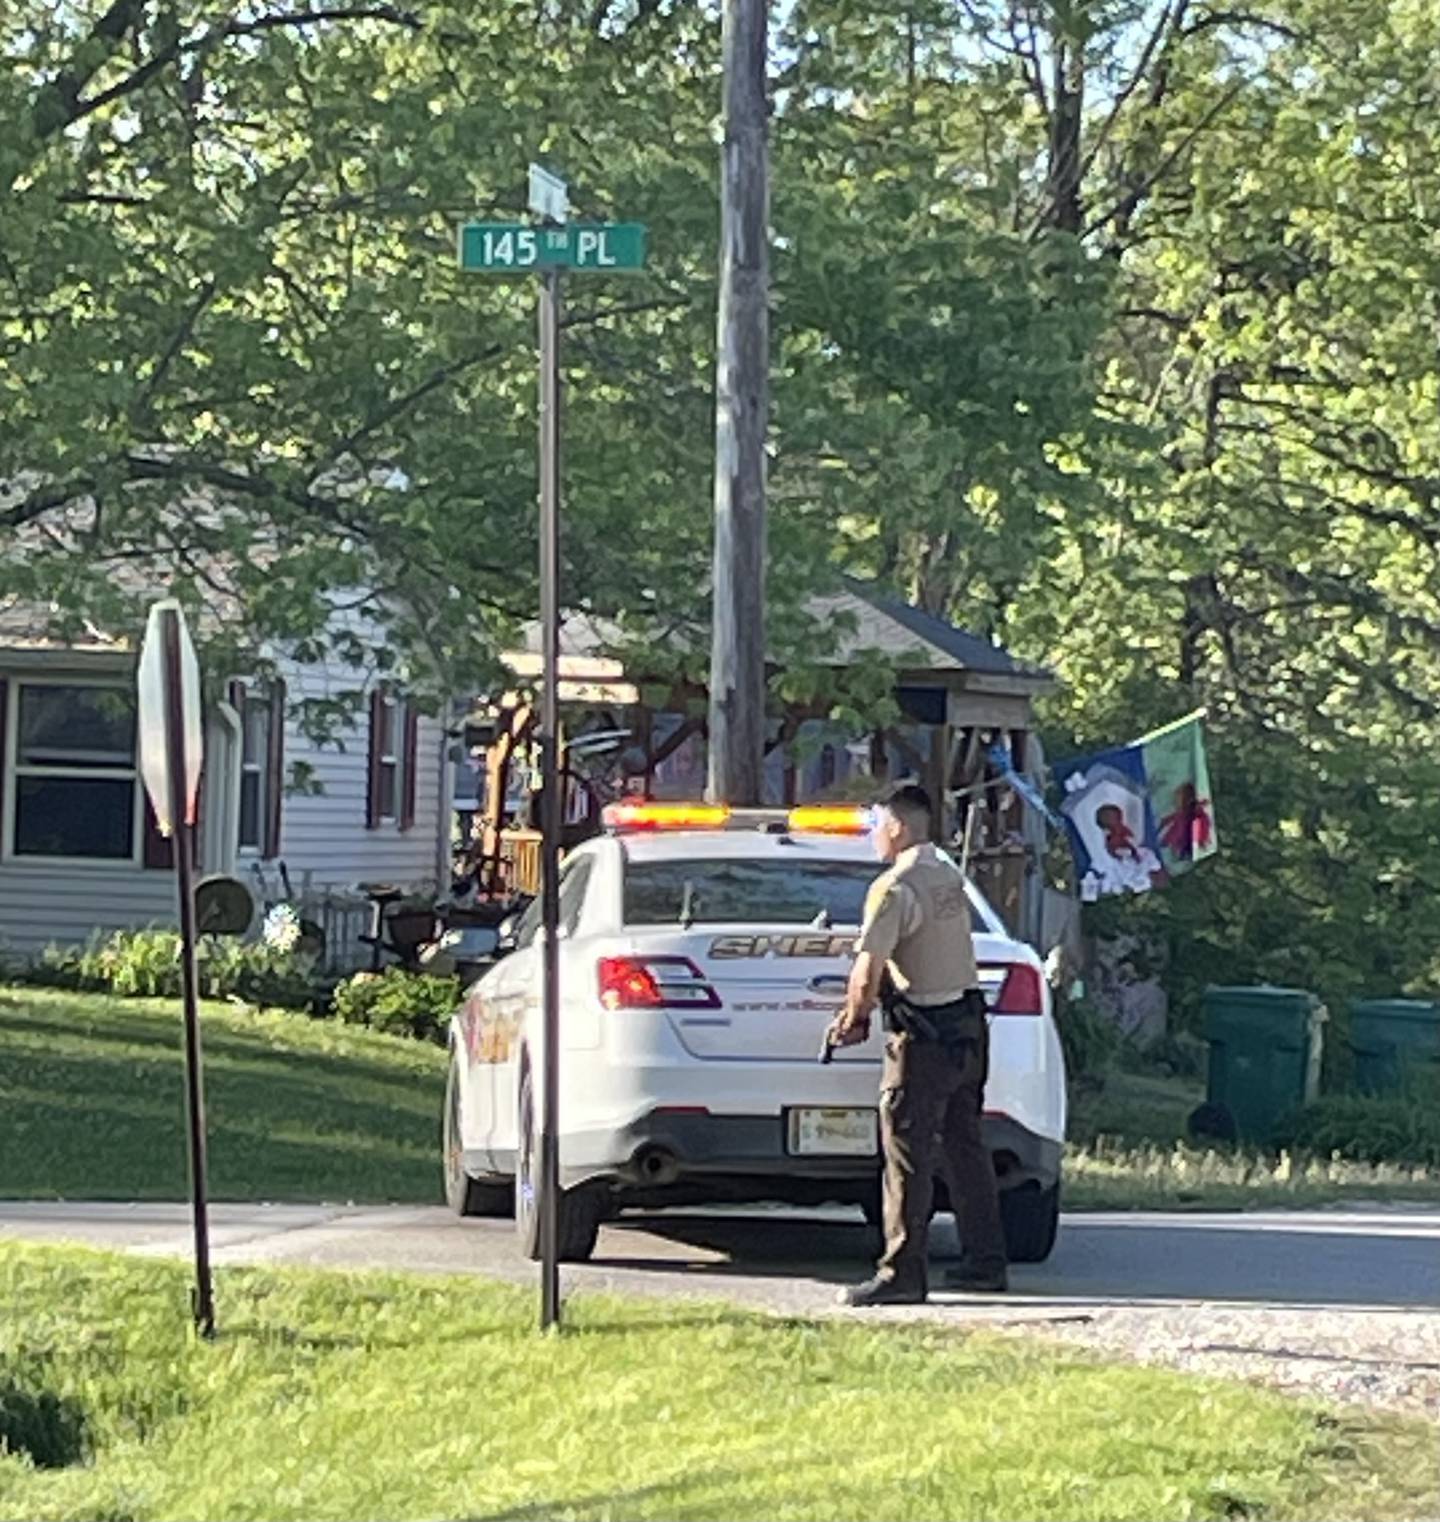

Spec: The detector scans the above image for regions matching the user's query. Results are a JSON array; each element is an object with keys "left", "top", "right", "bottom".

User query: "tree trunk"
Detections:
[{"left": 1046, "top": 29, "right": 1085, "bottom": 234}]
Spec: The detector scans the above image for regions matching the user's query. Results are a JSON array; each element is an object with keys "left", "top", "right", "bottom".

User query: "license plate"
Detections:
[{"left": 786, "top": 1107, "right": 878, "bottom": 1157}]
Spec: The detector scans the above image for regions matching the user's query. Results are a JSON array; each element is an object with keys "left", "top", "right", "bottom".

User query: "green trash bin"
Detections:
[
  {"left": 1195, "top": 986, "right": 1326, "bottom": 1144},
  {"left": 1348, "top": 1000, "right": 1440, "bottom": 1096}
]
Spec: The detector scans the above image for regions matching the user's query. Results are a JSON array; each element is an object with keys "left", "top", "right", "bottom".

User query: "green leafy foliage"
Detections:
[
  {"left": 330, "top": 966, "right": 460, "bottom": 1044},
  {"left": 1055, "top": 993, "right": 1124, "bottom": 1082},
  {"left": 1276, "top": 1093, "right": 1440, "bottom": 1169},
  {"left": 32, "top": 929, "right": 319, "bottom": 1009},
  {"left": 4, "top": 0, "right": 1440, "bottom": 1011}
]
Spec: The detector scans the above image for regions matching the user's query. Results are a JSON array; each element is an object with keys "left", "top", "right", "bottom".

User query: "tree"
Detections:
[
  {"left": 0, "top": 2, "right": 719, "bottom": 701},
  {"left": 773, "top": 0, "right": 1440, "bottom": 1008}
]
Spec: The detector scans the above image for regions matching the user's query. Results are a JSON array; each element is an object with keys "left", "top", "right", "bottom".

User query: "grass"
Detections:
[
  {"left": 0, "top": 985, "right": 446, "bottom": 1204},
  {"left": 3, "top": 984, "right": 1438, "bottom": 1214},
  {"left": 1065, "top": 1068, "right": 1440, "bottom": 1211},
  {"left": 1070, "top": 1068, "right": 1199, "bottom": 1147},
  {"left": 0, "top": 1244, "right": 1436, "bottom": 1522}
]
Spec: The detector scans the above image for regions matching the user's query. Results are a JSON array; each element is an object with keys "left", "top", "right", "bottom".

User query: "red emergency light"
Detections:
[{"left": 602, "top": 801, "right": 732, "bottom": 832}]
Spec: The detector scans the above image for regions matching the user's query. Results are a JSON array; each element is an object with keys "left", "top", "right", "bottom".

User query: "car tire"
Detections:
[
  {"left": 444, "top": 1052, "right": 512, "bottom": 1218},
  {"left": 1000, "top": 1181, "right": 1060, "bottom": 1264},
  {"left": 515, "top": 1060, "right": 601, "bottom": 1263}
]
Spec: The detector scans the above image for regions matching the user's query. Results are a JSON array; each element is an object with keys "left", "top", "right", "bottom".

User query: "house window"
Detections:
[
  {"left": 238, "top": 693, "right": 270, "bottom": 852},
  {"left": 10, "top": 683, "right": 137, "bottom": 860},
  {"left": 374, "top": 692, "right": 404, "bottom": 823},
  {"left": 367, "top": 686, "right": 419, "bottom": 831}
]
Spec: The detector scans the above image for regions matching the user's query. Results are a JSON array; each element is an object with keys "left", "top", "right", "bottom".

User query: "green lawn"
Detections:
[
  {"left": 0, "top": 1244, "right": 1435, "bottom": 1522},
  {"left": 1070, "top": 1069, "right": 1199, "bottom": 1147},
  {"left": 3, "top": 985, "right": 1437, "bottom": 1213},
  {"left": 0, "top": 986, "right": 446, "bottom": 1204}
]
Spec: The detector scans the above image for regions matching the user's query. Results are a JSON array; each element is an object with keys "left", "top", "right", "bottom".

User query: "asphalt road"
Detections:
[{"left": 2, "top": 1199, "right": 1436, "bottom": 1320}]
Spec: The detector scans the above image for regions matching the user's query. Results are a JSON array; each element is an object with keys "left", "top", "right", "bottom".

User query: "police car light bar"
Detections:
[
  {"left": 785, "top": 805, "right": 875, "bottom": 836},
  {"left": 601, "top": 801, "right": 875, "bottom": 835},
  {"left": 602, "top": 801, "right": 732, "bottom": 832}
]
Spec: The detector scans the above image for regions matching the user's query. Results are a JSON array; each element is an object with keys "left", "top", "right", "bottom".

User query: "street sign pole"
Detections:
[
  {"left": 537, "top": 266, "right": 563, "bottom": 1332},
  {"left": 161, "top": 606, "right": 214, "bottom": 1339},
  {"left": 458, "top": 168, "right": 645, "bottom": 1334}
]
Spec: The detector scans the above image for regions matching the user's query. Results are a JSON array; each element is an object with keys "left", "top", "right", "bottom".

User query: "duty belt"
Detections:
[{"left": 880, "top": 982, "right": 987, "bottom": 1057}]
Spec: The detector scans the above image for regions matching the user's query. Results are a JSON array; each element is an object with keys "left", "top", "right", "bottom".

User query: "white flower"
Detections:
[{"left": 262, "top": 903, "right": 301, "bottom": 954}]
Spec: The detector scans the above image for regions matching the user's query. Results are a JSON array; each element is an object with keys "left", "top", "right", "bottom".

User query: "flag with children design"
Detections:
[{"left": 1052, "top": 711, "right": 1216, "bottom": 901}]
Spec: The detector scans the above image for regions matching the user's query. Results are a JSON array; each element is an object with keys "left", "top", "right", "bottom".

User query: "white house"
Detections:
[{"left": 0, "top": 601, "right": 452, "bottom": 963}]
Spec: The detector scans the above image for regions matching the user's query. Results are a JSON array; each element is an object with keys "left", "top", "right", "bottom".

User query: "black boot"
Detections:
[
  {"left": 942, "top": 1261, "right": 1008, "bottom": 1294},
  {"left": 838, "top": 1274, "right": 927, "bottom": 1307}
]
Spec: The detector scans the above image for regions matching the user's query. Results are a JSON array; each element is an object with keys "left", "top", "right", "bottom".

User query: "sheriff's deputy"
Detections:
[{"left": 827, "top": 782, "right": 1008, "bottom": 1305}]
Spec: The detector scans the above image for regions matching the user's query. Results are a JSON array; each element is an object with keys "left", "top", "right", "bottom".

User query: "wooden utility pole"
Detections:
[{"left": 707, "top": 0, "right": 770, "bottom": 807}]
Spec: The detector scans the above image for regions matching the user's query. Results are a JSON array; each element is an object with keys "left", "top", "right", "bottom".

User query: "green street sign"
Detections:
[{"left": 457, "top": 222, "right": 647, "bottom": 274}]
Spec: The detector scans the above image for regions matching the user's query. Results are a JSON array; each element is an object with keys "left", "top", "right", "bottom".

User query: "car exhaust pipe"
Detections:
[{"left": 632, "top": 1146, "right": 680, "bottom": 1187}]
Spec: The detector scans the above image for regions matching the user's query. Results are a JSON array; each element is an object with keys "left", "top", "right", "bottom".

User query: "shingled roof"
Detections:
[{"left": 509, "top": 578, "right": 1050, "bottom": 688}]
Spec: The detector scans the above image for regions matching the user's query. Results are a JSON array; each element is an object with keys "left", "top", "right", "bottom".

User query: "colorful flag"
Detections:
[{"left": 1052, "top": 710, "right": 1216, "bottom": 901}]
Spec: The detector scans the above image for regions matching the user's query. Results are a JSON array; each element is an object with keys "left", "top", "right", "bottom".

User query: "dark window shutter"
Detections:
[
  {"left": 399, "top": 702, "right": 419, "bottom": 832},
  {"left": 227, "top": 678, "right": 246, "bottom": 713},
  {"left": 264, "top": 678, "right": 286, "bottom": 858},
  {"left": 191, "top": 755, "right": 204, "bottom": 868},
  {"left": 366, "top": 687, "right": 385, "bottom": 830},
  {"left": 143, "top": 787, "right": 202, "bottom": 867},
  {"left": 143, "top": 794, "right": 172, "bottom": 869}
]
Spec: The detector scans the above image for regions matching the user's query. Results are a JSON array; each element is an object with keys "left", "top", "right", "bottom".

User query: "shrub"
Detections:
[
  {"left": 198, "top": 939, "right": 322, "bottom": 1010},
  {"left": 31, "top": 930, "right": 320, "bottom": 1010},
  {"left": 331, "top": 967, "right": 460, "bottom": 1044},
  {"left": 1055, "top": 995, "right": 1122, "bottom": 1081},
  {"left": 1117, "top": 1029, "right": 1208, "bottom": 1080},
  {"left": 1275, "top": 1093, "right": 1440, "bottom": 1168}
]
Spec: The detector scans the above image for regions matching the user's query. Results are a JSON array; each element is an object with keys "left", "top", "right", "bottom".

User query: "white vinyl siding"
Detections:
[{"left": 263, "top": 654, "right": 443, "bottom": 892}]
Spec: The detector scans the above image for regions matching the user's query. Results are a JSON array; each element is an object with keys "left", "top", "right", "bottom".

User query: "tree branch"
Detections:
[
  {"left": 1179, "top": 9, "right": 1302, "bottom": 43},
  {"left": 1079, "top": 79, "right": 1246, "bottom": 244},
  {"left": 0, "top": 475, "right": 98, "bottom": 530},
  {"left": 1077, "top": 1, "right": 1181, "bottom": 186},
  {"left": 41, "top": 5, "right": 422, "bottom": 139},
  {"left": 321, "top": 342, "right": 507, "bottom": 470},
  {"left": 132, "top": 278, "right": 217, "bottom": 423}
]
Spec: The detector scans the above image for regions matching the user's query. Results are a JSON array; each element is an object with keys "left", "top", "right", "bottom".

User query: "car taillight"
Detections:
[
  {"left": 991, "top": 963, "right": 1044, "bottom": 1015},
  {"left": 597, "top": 956, "right": 721, "bottom": 1011}
]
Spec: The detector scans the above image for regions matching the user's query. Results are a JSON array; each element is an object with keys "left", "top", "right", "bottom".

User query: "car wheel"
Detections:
[
  {"left": 515, "top": 1060, "right": 601, "bottom": 1263},
  {"left": 444, "top": 1052, "right": 512, "bottom": 1218},
  {"left": 1000, "top": 1181, "right": 1060, "bottom": 1263}
]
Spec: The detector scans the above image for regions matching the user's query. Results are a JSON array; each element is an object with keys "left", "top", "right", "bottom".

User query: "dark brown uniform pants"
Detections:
[{"left": 877, "top": 1026, "right": 1007, "bottom": 1290}]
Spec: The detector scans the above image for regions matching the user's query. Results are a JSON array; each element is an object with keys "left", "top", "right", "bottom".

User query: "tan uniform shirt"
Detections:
[{"left": 855, "top": 844, "right": 978, "bottom": 1006}]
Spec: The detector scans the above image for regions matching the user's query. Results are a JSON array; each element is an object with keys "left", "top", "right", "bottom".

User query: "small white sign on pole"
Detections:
[
  {"left": 137, "top": 599, "right": 203, "bottom": 834},
  {"left": 528, "top": 163, "right": 569, "bottom": 225}
]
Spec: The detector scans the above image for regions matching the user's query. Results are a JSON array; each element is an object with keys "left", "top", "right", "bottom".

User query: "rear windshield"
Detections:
[{"left": 624, "top": 857, "right": 988, "bottom": 930}]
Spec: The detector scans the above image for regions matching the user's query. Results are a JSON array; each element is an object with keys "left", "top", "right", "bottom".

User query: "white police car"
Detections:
[{"left": 443, "top": 803, "right": 1066, "bottom": 1264}]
